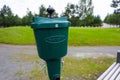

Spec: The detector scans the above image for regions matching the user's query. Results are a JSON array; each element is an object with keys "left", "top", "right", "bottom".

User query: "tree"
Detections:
[
  {"left": 104, "top": 14, "right": 120, "bottom": 26},
  {"left": 13, "top": 15, "right": 22, "bottom": 26},
  {"left": 111, "top": 0, "right": 120, "bottom": 27},
  {"left": 38, "top": 5, "right": 48, "bottom": 17},
  {"left": 61, "top": 0, "right": 100, "bottom": 26},
  {"left": 104, "top": 0, "right": 120, "bottom": 27},
  {"left": 0, "top": 16, "right": 2, "bottom": 27},
  {"left": 93, "top": 15, "right": 102, "bottom": 26},
  {"left": 22, "top": 8, "right": 33, "bottom": 26},
  {"left": 61, "top": 3, "right": 80, "bottom": 26},
  {"left": 77, "top": 0, "right": 93, "bottom": 20},
  {"left": 62, "top": 0, "right": 93, "bottom": 19},
  {"left": 61, "top": 3, "right": 77, "bottom": 18},
  {"left": 0, "top": 5, "right": 14, "bottom": 27},
  {"left": 111, "top": 0, "right": 120, "bottom": 14}
]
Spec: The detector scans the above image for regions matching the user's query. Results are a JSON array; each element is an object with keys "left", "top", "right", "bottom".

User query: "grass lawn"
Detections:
[
  {"left": 13, "top": 53, "right": 115, "bottom": 80},
  {"left": 62, "top": 57, "right": 115, "bottom": 80},
  {"left": 69, "top": 27, "right": 120, "bottom": 46},
  {"left": 0, "top": 26, "right": 120, "bottom": 46},
  {"left": 0, "top": 26, "right": 35, "bottom": 45}
]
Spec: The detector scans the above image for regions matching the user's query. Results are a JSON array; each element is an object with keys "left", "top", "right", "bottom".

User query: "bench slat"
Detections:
[
  {"left": 97, "top": 50, "right": 120, "bottom": 80},
  {"left": 110, "top": 65, "right": 120, "bottom": 80},
  {"left": 115, "top": 72, "right": 120, "bottom": 80},
  {"left": 97, "top": 62, "right": 116, "bottom": 80},
  {"left": 103, "top": 63, "right": 120, "bottom": 80}
]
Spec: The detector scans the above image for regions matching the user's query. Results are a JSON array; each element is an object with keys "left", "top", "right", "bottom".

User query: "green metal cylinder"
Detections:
[
  {"left": 33, "top": 27, "right": 68, "bottom": 60},
  {"left": 31, "top": 17, "right": 70, "bottom": 80},
  {"left": 46, "top": 59, "right": 61, "bottom": 80}
]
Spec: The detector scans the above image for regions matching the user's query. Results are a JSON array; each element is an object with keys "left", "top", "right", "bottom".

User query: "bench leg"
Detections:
[{"left": 117, "top": 50, "right": 120, "bottom": 63}]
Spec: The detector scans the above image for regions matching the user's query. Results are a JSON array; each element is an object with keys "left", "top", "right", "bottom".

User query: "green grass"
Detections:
[
  {"left": 0, "top": 26, "right": 35, "bottom": 45},
  {"left": 13, "top": 53, "right": 115, "bottom": 80},
  {"left": 0, "top": 26, "right": 120, "bottom": 46},
  {"left": 69, "top": 27, "right": 120, "bottom": 46},
  {"left": 62, "top": 57, "right": 115, "bottom": 80}
]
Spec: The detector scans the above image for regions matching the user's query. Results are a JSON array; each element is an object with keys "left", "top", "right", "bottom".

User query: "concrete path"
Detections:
[
  {"left": 68, "top": 46, "right": 120, "bottom": 58},
  {"left": 0, "top": 44, "right": 119, "bottom": 58},
  {"left": 0, "top": 44, "right": 120, "bottom": 80}
]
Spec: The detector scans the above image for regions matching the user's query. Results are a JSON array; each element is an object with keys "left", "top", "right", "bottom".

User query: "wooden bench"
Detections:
[{"left": 97, "top": 50, "right": 120, "bottom": 80}]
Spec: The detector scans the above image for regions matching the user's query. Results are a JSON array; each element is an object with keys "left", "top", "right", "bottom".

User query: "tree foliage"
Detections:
[
  {"left": 61, "top": 0, "right": 102, "bottom": 26},
  {"left": 104, "top": 0, "right": 120, "bottom": 26},
  {"left": 104, "top": 14, "right": 120, "bottom": 26},
  {"left": 22, "top": 8, "right": 33, "bottom": 26},
  {"left": 0, "top": 5, "right": 14, "bottom": 27},
  {"left": 0, "top": 1, "right": 102, "bottom": 27},
  {"left": 38, "top": 5, "right": 48, "bottom": 17},
  {"left": 0, "top": 5, "right": 23, "bottom": 27},
  {"left": 0, "top": 5, "right": 34, "bottom": 27},
  {"left": 111, "top": 0, "right": 120, "bottom": 14}
]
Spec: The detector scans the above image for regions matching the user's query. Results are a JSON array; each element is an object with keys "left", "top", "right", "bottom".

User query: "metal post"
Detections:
[
  {"left": 54, "top": 77, "right": 60, "bottom": 80},
  {"left": 46, "top": 59, "right": 61, "bottom": 80},
  {"left": 117, "top": 50, "right": 120, "bottom": 63}
]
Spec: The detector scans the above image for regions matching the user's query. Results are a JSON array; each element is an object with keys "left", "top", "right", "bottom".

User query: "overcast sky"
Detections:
[{"left": 0, "top": 0, "right": 114, "bottom": 20}]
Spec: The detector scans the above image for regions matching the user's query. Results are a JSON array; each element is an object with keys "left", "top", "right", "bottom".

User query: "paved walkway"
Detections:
[
  {"left": 0, "top": 44, "right": 120, "bottom": 80},
  {"left": 68, "top": 46, "right": 120, "bottom": 58},
  {"left": 0, "top": 44, "right": 119, "bottom": 58}
]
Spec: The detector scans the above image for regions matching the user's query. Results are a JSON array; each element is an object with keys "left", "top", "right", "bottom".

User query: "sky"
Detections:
[{"left": 0, "top": 0, "right": 114, "bottom": 20}]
